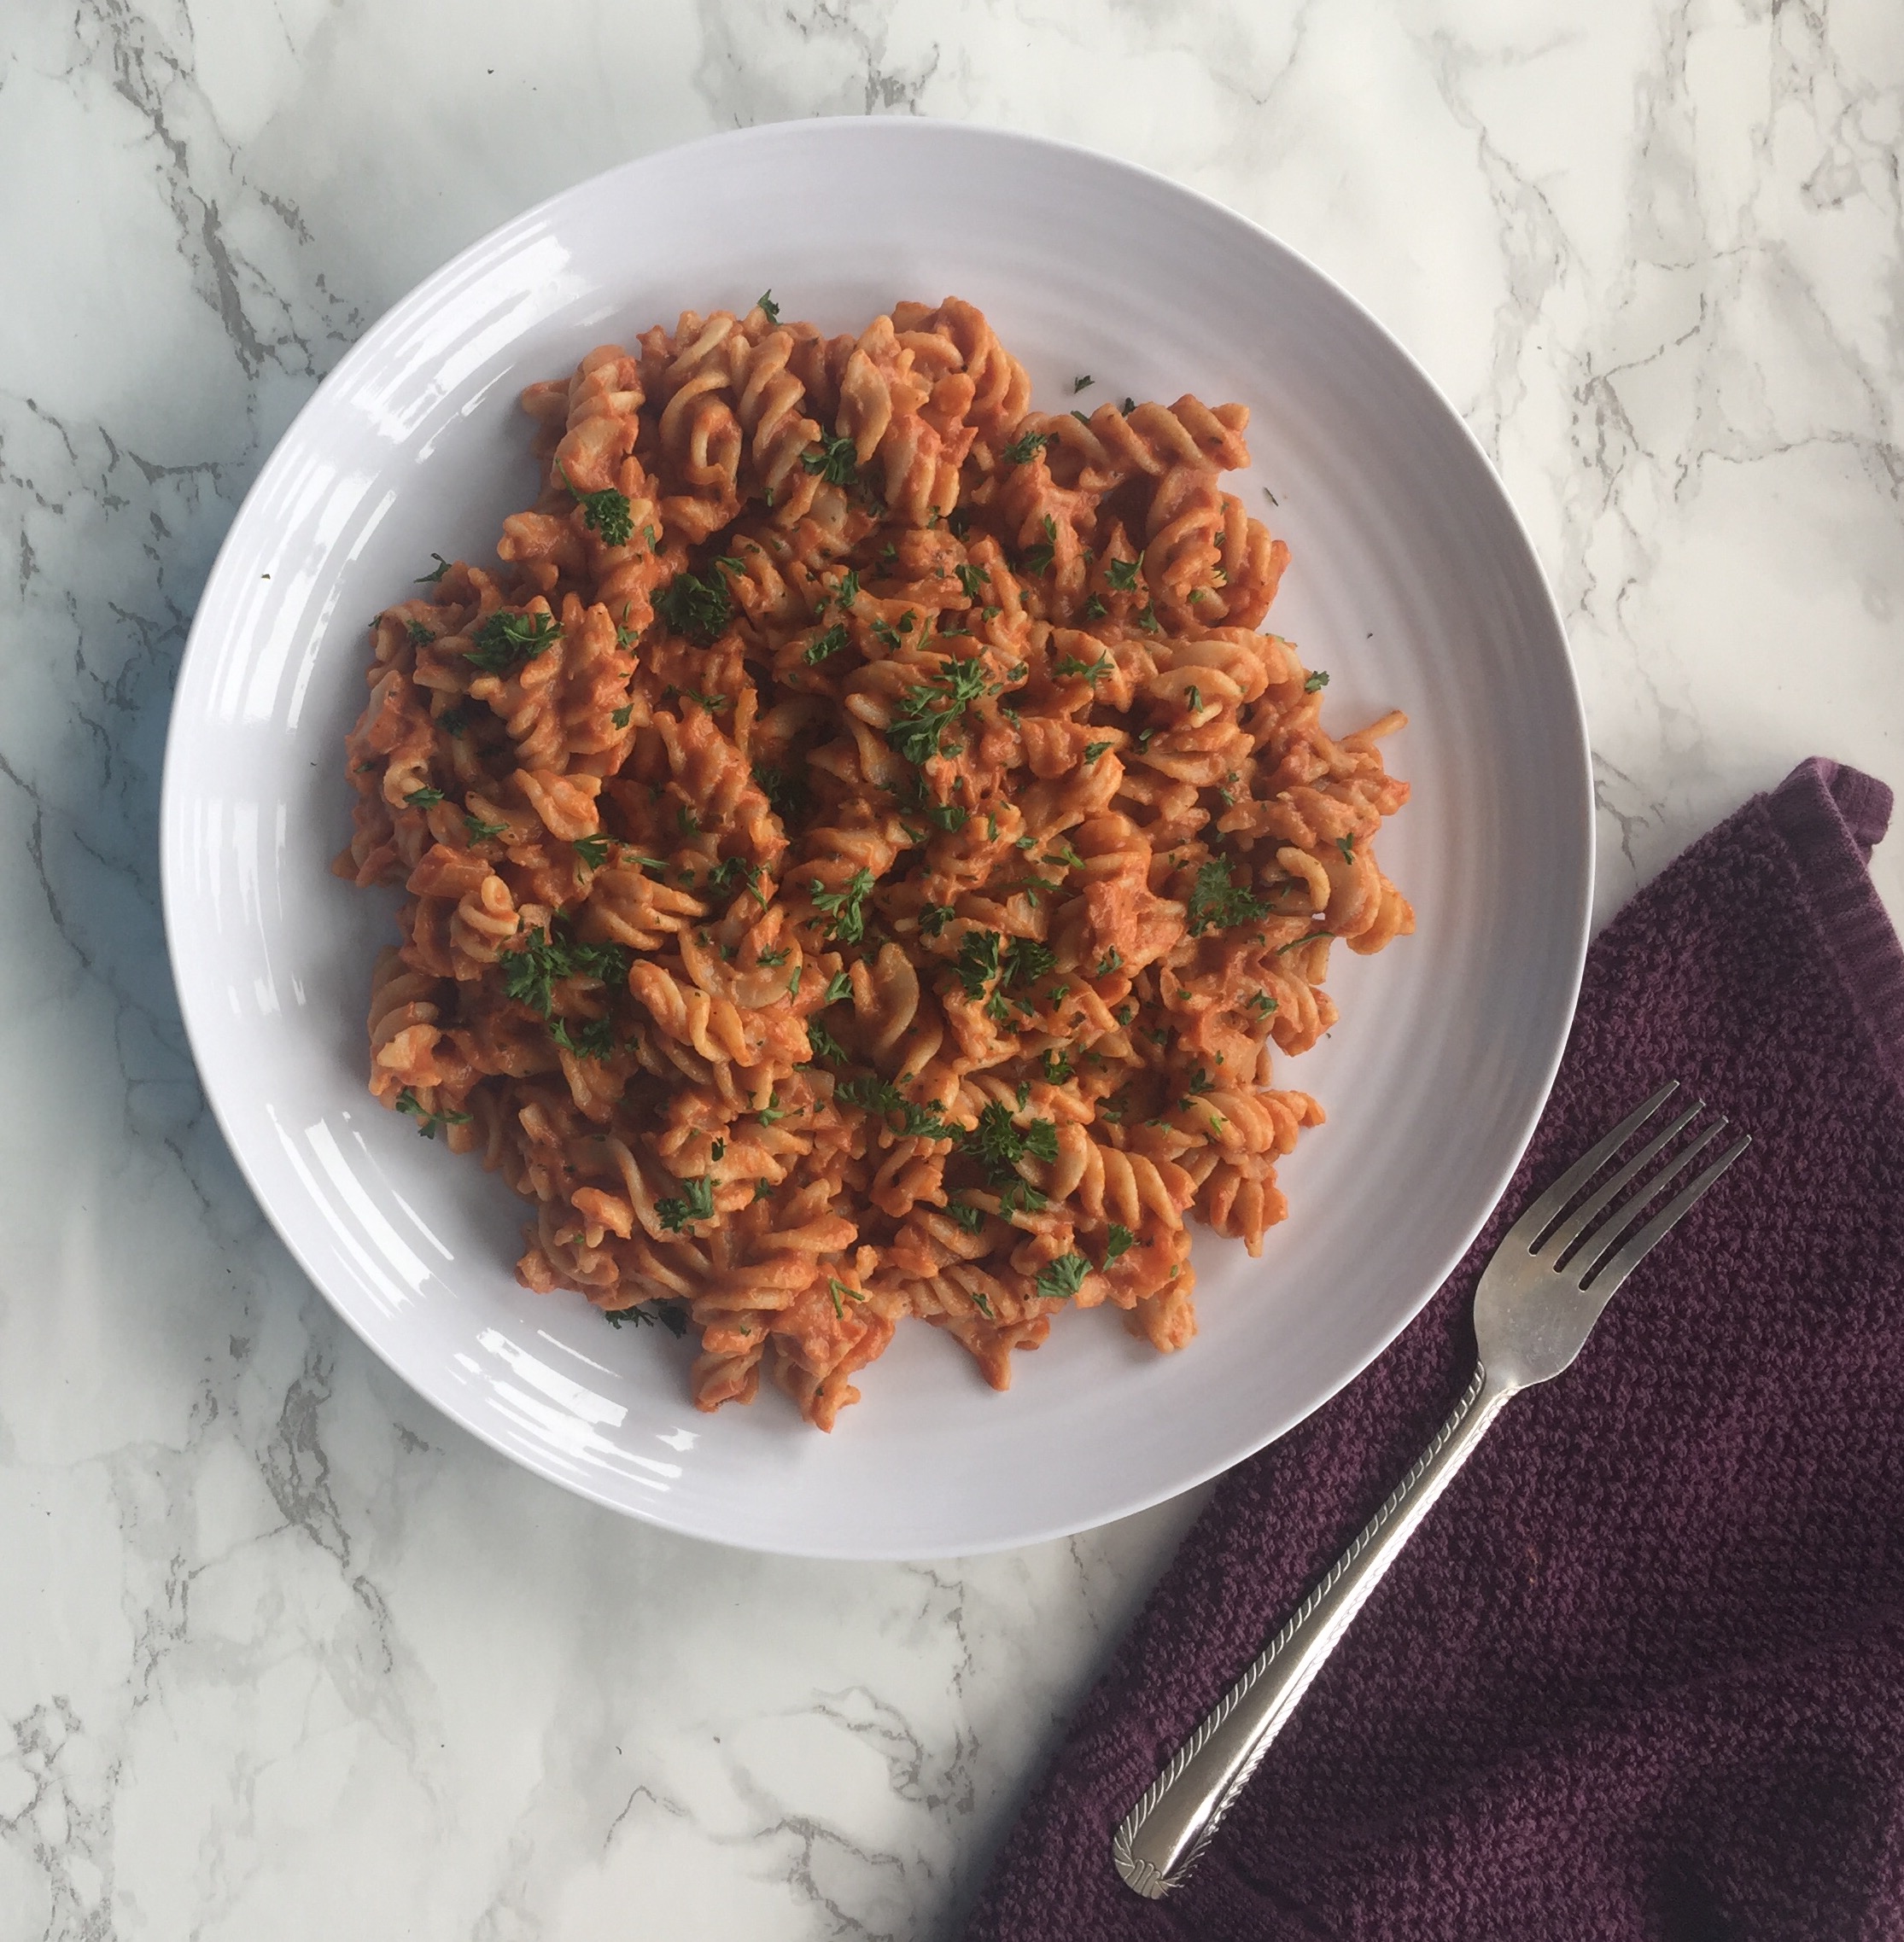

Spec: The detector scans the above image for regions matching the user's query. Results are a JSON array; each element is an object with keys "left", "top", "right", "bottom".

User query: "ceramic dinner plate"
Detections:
[{"left": 161, "top": 119, "right": 1591, "bottom": 1559}]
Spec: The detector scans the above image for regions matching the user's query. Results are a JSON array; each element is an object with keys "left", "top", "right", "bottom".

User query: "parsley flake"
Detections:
[
  {"left": 395, "top": 1088, "right": 470, "bottom": 1140},
  {"left": 1034, "top": 1253, "right": 1089, "bottom": 1302},
  {"left": 655, "top": 1176, "right": 716, "bottom": 1232},
  {"left": 1185, "top": 859, "right": 1271, "bottom": 938}
]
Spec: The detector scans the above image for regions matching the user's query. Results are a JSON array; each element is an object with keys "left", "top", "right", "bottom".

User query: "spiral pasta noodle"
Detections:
[{"left": 335, "top": 295, "right": 1412, "bottom": 1429}]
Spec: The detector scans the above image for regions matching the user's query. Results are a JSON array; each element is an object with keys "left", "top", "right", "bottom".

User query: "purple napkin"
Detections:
[{"left": 966, "top": 759, "right": 1904, "bottom": 1942}]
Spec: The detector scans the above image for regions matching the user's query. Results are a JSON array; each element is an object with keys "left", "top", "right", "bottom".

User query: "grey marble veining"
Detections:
[{"left": 2, "top": 1, "right": 1900, "bottom": 1935}]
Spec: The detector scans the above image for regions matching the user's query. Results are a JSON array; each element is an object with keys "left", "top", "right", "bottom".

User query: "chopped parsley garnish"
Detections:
[
  {"left": 1033, "top": 1253, "right": 1089, "bottom": 1302},
  {"left": 955, "top": 929, "right": 1002, "bottom": 998},
  {"left": 464, "top": 608, "right": 562, "bottom": 674},
  {"left": 438, "top": 706, "right": 469, "bottom": 736},
  {"left": 836, "top": 1076, "right": 958, "bottom": 1141},
  {"left": 1094, "top": 949, "right": 1124, "bottom": 977},
  {"left": 1072, "top": 375, "right": 1093, "bottom": 393},
  {"left": 1106, "top": 555, "right": 1142, "bottom": 592},
  {"left": 551, "top": 1014, "right": 616, "bottom": 1061},
  {"left": 406, "top": 619, "right": 434, "bottom": 647},
  {"left": 1304, "top": 669, "right": 1329, "bottom": 693},
  {"left": 963, "top": 1101, "right": 1059, "bottom": 1179},
  {"left": 925, "top": 800, "right": 969, "bottom": 833},
  {"left": 706, "top": 855, "right": 765, "bottom": 903},
  {"left": 1246, "top": 990, "right": 1278, "bottom": 1016},
  {"left": 802, "top": 429, "right": 860, "bottom": 486},
  {"left": 464, "top": 814, "right": 508, "bottom": 843},
  {"left": 1084, "top": 740, "right": 1113, "bottom": 764},
  {"left": 752, "top": 762, "right": 808, "bottom": 823},
  {"left": 1103, "top": 1223, "right": 1136, "bottom": 1265},
  {"left": 561, "top": 467, "right": 634, "bottom": 546},
  {"left": 1019, "top": 515, "right": 1058, "bottom": 576},
  {"left": 572, "top": 834, "right": 613, "bottom": 870},
  {"left": 946, "top": 1198, "right": 987, "bottom": 1236},
  {"left": 611, "top": 704, "right": 634, "bottom": 728},
  {"left": 1336, "top": 835, "right": 1356, "bottom": 864},
  {"left": 1002, "top": 937, "right": 1055, "bottom": 989},
  {"left": 803, "top": 1020, "right": 847, "bottom": 1065},
  {"left": 672, "top": 685, "right": 729, "bottom": 713},
  {"left": 885, "top": 656, "right": 990, "bottom": 766},
  {"left": 803, "top": 623, "right": 849, "bottom": 665},
  {"left": 756, "top": 289, "right": 780, "bottom": 323},
  {"left": 655, "top": 1176, "right": 716, "bottom": 1232},
  {"left": 500, "top": 919, "right": 634, "bottom": 1019},
  {"left": 652, "top": 569, "right": 732, "bottom": 644},
  {"left": 955, "top": 563, "right": 988, "bottom": 601},
  {"left": 832, "top": 568, "right": 861, "bottom": 609},
  {"left": 1039, "top": 1048, "right": 1072, "bottom": 1084},
  {"left": 758, "top": 948, "right": 791, "bottom": 968},
  {"left": 1276, "top": 930, "right": 1335, "bottom": 954},
  {"left": 395, "top": 1088, "right": 470, "bottom": 1139},
  {"left": 1185, "top": 859, "right": 1271, "bottom": 938},
  {"left": 756, "top": 1090, "right": 789, "bottom": 1127},
  {"left": 416, "top": 554, "right": 453, "bottom": 584},
  {"left": 1185, "top": 685, "right": 1203, "bottom": 714},
  {"left": 809, "top": 866, "right": 874, "bottom": 944},
  {"left": 404, "top": 785, "right": 444, "bottom": 809},
  {"left": 1054, "top": 652, "right": 1112, "bottom": 684},
  {"left": 920, "top": 902, "right": 956, "bottom": 939},
  {"left": 822, "top": 971, "right": 852, "bottom": 1005},
  {"left": 1002, "top": 429, "right": 1048, "bottom": 466}
]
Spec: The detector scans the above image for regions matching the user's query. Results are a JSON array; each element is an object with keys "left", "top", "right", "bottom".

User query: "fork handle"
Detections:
[{"left": 1112, "top": 1361, "right": 1517, "bottom": 1899}]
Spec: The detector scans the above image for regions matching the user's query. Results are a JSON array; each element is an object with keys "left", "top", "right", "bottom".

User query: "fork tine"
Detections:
[
  {"left": 1540, "top": 1101, "right": 1706, "bottom": 1261},
  {"left": 1562, "top": 1117, "right": 1727, "bottom": 1278},
  {"left": 1501, "top": 1082, "right": 1680, "bottom": 1253},
  {"left": 1580, "top": 1133, "right": 1751, "bottom": 1298}
]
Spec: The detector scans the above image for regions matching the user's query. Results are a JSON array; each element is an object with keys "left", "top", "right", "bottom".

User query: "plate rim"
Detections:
[{"left": 160, "top": 114, "right": 1593, "bottom": 1559}]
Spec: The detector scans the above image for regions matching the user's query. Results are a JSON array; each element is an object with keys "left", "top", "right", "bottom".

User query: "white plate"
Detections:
[{"left": 161, "top": 120, "right": 1590, "bottom": 1559}]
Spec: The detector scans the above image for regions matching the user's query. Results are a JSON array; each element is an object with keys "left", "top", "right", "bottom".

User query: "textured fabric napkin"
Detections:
[{"left": 966, "top": 758, "right": 1904, "bottom": 1942}]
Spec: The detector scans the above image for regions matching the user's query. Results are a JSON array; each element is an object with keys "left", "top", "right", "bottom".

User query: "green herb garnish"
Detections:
[
  {"left": 395, "top": 1088, "right": 470, "bottom": 1140},
  {"left": 653, "top": 569, "right": 733, "bottom": 644},
  {"left": 1184, "top": 859, "right": 1271, "bottom": 938},
  {"left": 464, "top": 609, "right": 562, "bottom": 674},
  {"left": 561, "top": 466, "right": 634, "bottom": 546},
  {"left": 801, "top": 429, "right": 860, "bottom": 487},
  {"left": 655, "top": 1176, "right": 716, "bottom": 1232},
  {"left": 809, "top": 866, "right": 874, "bottom": 944},
  {"left": 1034, "top": 1253, "right": 1089, "bottom": 1302},
  {"left": 803, "top": 623, "right": 850, "bottom": 665}
]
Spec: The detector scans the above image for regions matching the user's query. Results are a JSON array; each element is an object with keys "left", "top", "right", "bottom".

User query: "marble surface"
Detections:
[{"left": 3, "top": 0, "right": 1900, "bottom": 1934}]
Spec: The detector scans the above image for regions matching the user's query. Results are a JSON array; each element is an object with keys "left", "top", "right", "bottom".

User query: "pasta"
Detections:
[{"left": 335, "top": 295, "right": 1412, "bottom": 1429}]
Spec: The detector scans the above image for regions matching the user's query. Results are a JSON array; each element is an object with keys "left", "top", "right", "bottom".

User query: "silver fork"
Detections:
[{"left": 1112, "top": 1082, "right": 1750, "bottom": 1900}]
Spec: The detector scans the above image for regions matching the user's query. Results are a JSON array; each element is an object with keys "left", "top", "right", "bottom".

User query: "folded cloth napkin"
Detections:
[{"left": 965, "top": 758, "right": 1904, "bottom": 1942}]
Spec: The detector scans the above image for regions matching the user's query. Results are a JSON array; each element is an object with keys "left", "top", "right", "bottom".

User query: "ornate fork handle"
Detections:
[{"left": 1113, "top": 1362, "right": 1517, "bottom": 1898}]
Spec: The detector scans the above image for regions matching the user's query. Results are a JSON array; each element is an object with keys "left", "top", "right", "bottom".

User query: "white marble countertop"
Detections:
[{"left": 3, "top": 3, "right": 1900, "bottom": 1936}]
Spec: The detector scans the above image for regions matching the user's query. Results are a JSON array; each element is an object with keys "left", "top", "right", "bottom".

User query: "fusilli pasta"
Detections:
[{"left": 336, "top": 296, "right": 1412, "bottom": 1429}]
